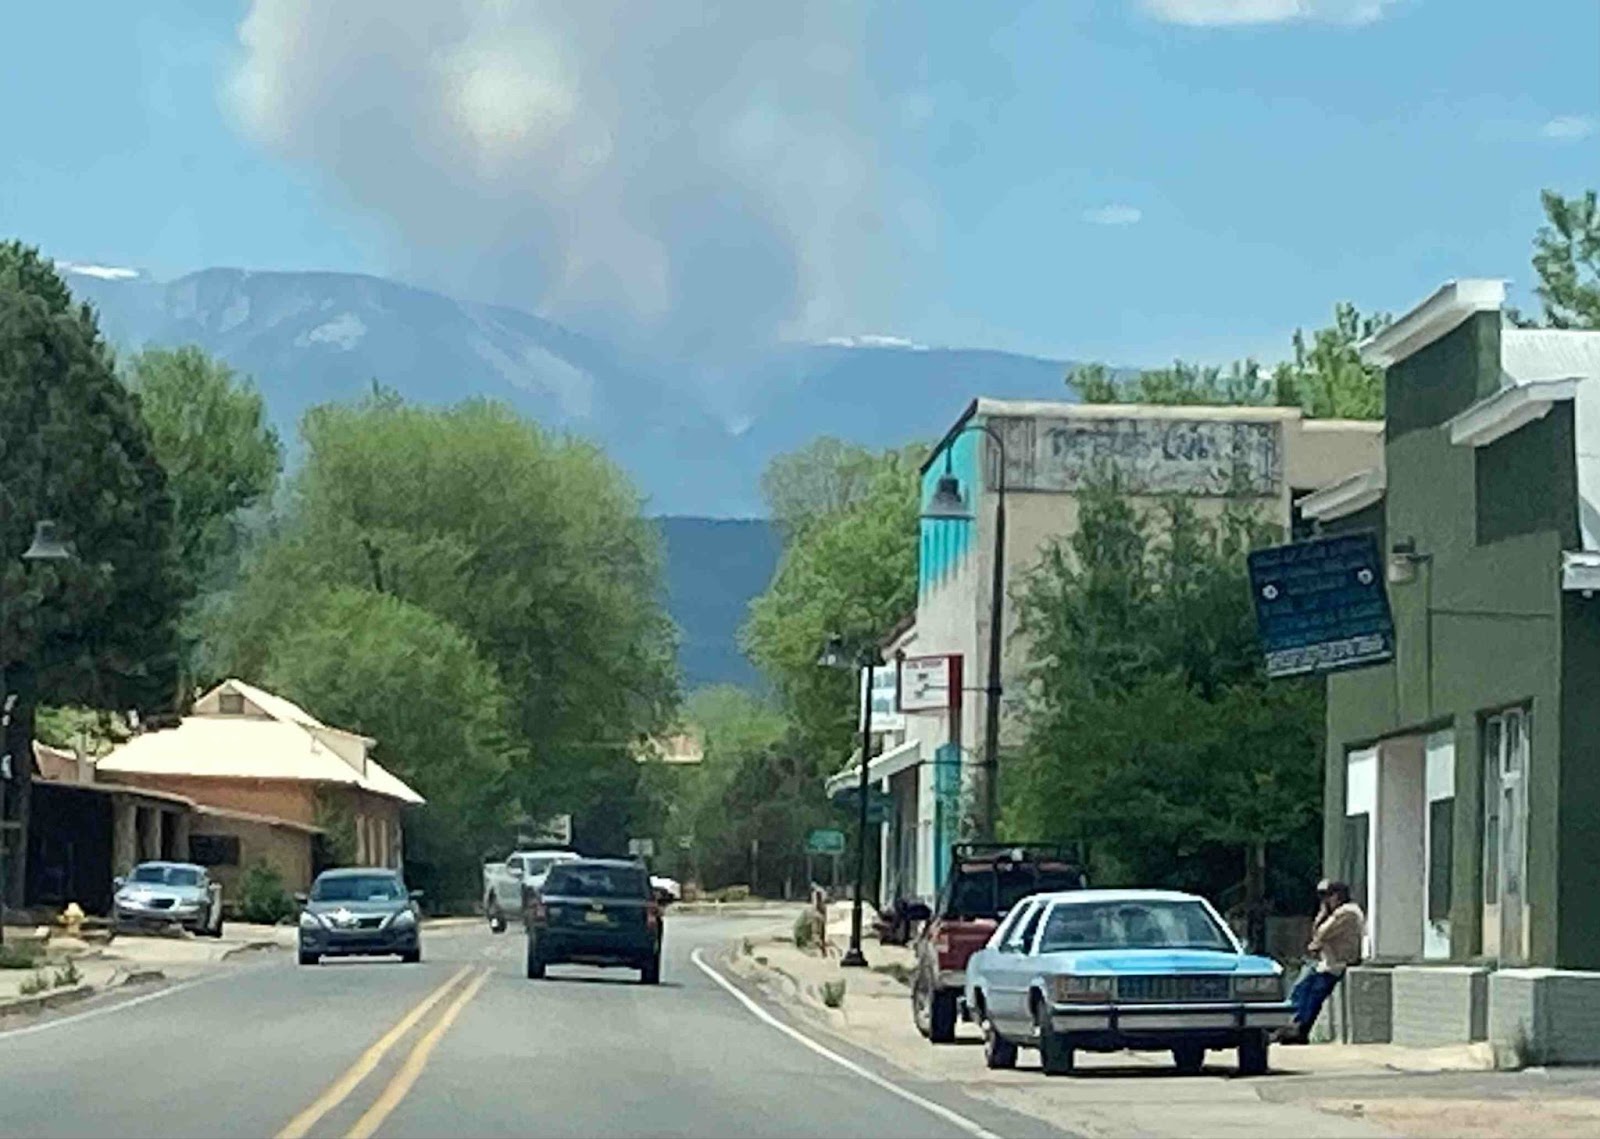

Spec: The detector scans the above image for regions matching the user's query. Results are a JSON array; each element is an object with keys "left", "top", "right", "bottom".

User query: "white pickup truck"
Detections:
[{"left": 482, "top": 849, "right": 581, "bottom": 933}]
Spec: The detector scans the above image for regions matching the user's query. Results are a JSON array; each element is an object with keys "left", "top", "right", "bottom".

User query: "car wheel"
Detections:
[
  {"left": 928, "top": 988, "right": 958, "bottom": 1043},
  {"left": 640, "top": 955, "right": 661, "bottom": 985},
  {"left": 1173, "top": 1044, "right": 1206, "bottom": 1074},
  {"left": 525, "top": 939, "right": 546, "bottom": 980},
  {"left": 982, "top": 1009, "right": 1017, "bottom": 1070},
  {"left": 400, "top": 948, "right": 422, "bottom": 964},
  {"left": 488, "top": 905, "right": 506, "bottom": 934},
  {"left": 1035, "top": 999, "right": 1074, "bottom": 1076},
  {"left": 298, "top": 950, "right": 320, "bottom": 967},
  {"left": 1237, "top": 1030, "right": 1270, "bottom": 1076}
]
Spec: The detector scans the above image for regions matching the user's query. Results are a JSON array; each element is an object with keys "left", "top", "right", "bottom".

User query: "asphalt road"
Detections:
[{"left": 0, "top": 913, "right": 1066, "bottom": 1139}]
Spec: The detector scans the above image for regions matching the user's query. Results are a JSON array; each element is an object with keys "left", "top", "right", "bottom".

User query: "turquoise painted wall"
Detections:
[{"left": 919, "top": 427, "right": 980, "bottom": 594}]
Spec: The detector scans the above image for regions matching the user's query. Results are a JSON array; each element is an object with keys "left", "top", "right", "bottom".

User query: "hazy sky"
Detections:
[{"left": 2, "top": 0, "right": 1595, "bottom": 368}]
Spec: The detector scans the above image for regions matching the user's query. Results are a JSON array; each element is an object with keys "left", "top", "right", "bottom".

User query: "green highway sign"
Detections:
[{"left": 806, "top": 828, "right": 846, "bottom": 855}]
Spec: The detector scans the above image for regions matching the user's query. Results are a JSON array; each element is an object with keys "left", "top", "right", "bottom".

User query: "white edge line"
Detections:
[
  {"left": 0, "top": 961, "right": 247, "bottom": 1043},
  {"left": 691, "top": 947, "right": 1000, "bottom": 1139}
]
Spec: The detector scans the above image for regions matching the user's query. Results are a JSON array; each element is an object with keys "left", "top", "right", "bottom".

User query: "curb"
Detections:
[
  {"left": 221, "top": 940, "right": 285, "bottom": 961},
  {"left": 0, "top": 982, "right": 97, "bottom": 1019}
]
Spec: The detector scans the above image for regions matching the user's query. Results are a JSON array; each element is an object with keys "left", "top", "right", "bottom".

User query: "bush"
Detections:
[
  {"left": 18, "top": 971, "right": 50, "bottom": 996},
  {"left": 237, "top": 860, "right": 295, "bottom": 925},
  {"left": 820, "top": 980, "right": 847, "bottom": 1008},
  {"left": 0, "top": 944, "right": 40, "bottom": 970},
  {"left": 792, "top": 909, "right": 822, "bottom": 950},
  {"left": 52, "top": 960, "right": 82, "bottom": 988}
]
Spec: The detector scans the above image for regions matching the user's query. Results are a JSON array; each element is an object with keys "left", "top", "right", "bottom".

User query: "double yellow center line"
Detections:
[{"left": 276, "top": 965, "right": 491, "bottom": 1139}]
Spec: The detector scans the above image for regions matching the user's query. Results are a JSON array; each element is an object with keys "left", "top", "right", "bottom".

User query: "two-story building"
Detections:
[{"left": 829, "top": 397, "right": 1382, "bottom": 908}]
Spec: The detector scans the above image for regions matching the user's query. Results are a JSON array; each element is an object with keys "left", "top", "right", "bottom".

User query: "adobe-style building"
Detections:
[{"left": 95, "top": 679, "right": 423, "bottom": 898}]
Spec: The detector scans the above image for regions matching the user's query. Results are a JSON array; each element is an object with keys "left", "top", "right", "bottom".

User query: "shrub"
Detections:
[
  {"left": 52, "top": 960, "right": 83, "bottom": 988},
  {"left": 741, "top": 937, "right": 755, "bottom": 956},
  {"left": 237, "top": 860, "right": 295, "bottom": 925},
  {"left": 792, "top": 909, "right": 819, "bottom": 950},
  {"left": 18, "top": 971, "right": 50, "bottom": 996},
  {"left": 820, "top": 980, "right": 847, "bottom": 1008},
  {"left": 0, "top": 944, "right": 40, "bottom": 970}
]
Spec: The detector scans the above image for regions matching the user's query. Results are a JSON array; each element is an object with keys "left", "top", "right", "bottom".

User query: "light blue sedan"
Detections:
[{"left": 964, "top": 888, "right": 1293, "bottom": 1076}]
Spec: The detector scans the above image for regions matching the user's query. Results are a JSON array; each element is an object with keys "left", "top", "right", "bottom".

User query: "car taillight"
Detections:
[
  {"left": 529, "top": 898, "right": 547, "bottom": 922},
  {"left": 935, "top": 934, "right": 950, "bottom": 954},
  {"left": 646, "top": 903, "right": 660, "bottom": 931}
]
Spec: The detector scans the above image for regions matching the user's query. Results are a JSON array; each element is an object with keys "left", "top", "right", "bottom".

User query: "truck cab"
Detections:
[
  {"left": 483, "top": 848, "right": 581, "bottom": 932},
  {"left": 911, "top": 843, "right": 1085, "bottom": 1043}
]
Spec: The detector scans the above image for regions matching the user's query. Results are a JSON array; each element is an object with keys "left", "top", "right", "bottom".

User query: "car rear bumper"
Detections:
[
  {"left": 532, "top": 930, "right": 657, "bottom": 966},
  {"left": 1050, "top": 1000, "right": 1294, "bottom": 1044},
  {"left": 935, "top": 970, "right": 966, "bottom": 991}
]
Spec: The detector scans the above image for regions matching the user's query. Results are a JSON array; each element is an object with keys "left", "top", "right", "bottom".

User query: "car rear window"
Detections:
[
  {"left": 946, "top": 860, "right": 1085, "bottom": 919},
  {"left": 544, "top": 865, "right": 647, "bottom": 898}
]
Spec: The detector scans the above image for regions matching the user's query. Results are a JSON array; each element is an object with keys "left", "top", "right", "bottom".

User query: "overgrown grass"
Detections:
[
  {"left": 52, "top": 960, "right": 83, "bottom": 988},
  {"left": 820, "top": 980, "right": 847, "bottom": 1008},
  {"left": 17, "top": 971, "right": 50, "bottom": 996}
]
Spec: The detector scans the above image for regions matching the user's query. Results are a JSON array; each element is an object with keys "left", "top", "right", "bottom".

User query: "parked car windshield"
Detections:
[
  {"left": 129, "top": 865, "right": 202, "bottom": 887},
  {"left": 1037, "top": 900, "right": 1234, "bottom": 953},
  {"left": 312, "top": 874, "right": 405, "bottom": 902},
  {"left": 544, "top": 865, "right": 647, "bottom": 898},
  {"left": 947, "top": 860, "right": 1084, "bottom": 919}
]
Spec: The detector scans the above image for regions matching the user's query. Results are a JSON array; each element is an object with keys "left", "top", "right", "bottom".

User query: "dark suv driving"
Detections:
[{"left": 525, "top": 858, "right": 663, "bottom": 984}]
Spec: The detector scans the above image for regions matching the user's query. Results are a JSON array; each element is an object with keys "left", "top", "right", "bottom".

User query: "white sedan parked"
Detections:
[{"left": 964, "top": 888, "right": 1294, "bottom": 1076}]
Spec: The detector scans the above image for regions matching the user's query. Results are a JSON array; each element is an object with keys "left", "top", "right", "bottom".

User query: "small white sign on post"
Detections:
[
  {"left": 628, "top": 837, "right": 655, "bottom": 858},
  {"left": 860, "top": 665, "right": 905, "bottom": 731},
  {"left": 899, "top": 654, "right": 960, "bottom": 712}
]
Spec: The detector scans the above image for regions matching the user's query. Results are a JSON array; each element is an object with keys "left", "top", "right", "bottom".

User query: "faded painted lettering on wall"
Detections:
[{"left": 995, "top": 416, "right": 1282, "bottom": 496}]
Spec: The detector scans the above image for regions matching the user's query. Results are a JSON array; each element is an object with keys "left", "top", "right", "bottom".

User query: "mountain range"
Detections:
[{"left": 62, "top": 263, "right": 1085, "bottom": 686}]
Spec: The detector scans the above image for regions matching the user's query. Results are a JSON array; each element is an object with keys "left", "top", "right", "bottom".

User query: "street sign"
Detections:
[
  {"left": 806, "top": 828, "right": 846, "bottom": 855},
  {"left": 627, "top": 838, "right": 655, "bottom": 858},
  {"left": 1247, "top": 532, "right": 1395, "bottom": 678},
  {"left": 899, "top": 654, "right": 961, "bottom": 712}
]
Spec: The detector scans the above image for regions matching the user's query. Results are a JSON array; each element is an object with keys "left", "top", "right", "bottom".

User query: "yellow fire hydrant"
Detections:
[{"left": 61, "top": 902, "right": 85, "bottom": 939}]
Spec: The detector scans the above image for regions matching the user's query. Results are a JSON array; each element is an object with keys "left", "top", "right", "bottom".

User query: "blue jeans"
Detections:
[{"left": 1291, "top": 968, "right": 1341, "bottom": 1031}]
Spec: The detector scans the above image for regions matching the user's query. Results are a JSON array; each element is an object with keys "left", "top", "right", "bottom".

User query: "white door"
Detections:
[{"left": 1482, "top": 708, "right": 1529, "bottom": 964}]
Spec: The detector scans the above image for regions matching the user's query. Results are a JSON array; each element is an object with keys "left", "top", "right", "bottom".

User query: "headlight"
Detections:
[
  {"left": 388, "top": 910, "right": 417, "bottom": 929},
  {"left": 1234, "top": 974, "right": 1284, "bottom": 1001},
  {"left": 299, "top": 911, "right": 325, "bottom": 930},
  {"left": 1052, "top": 974, "right": 1114, "bottom": 1003}
]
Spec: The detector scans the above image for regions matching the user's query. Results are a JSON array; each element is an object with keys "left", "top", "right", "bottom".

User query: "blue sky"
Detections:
[{"left": 2, "top": 1, "right": 1595, "bottom": 369}]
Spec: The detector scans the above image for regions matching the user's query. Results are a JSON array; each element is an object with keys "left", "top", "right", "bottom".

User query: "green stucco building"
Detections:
[{"left": 1303, "top": 280, "right": 1600, "bottom": 1061}]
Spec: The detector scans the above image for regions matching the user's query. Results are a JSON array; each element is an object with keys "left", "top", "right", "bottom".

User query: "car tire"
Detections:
[
  {"left": 928, "top": 988, "right": 958, "bottom": 1044},
  {"left": 640, "top": 955, "right": 661, "bottom": 986},
  {"left": 1237, "top": 1030, "right": 1270, "bottom": 1076},
  {"left": 525, "top": 940, "right": 546, "bottom": 980},
  {"left": 1035, "top": 999, "right": 1074, "bottom": 1076},
  {"left": 1173, "top": 1044, "right": 1206, "bottom": 1074},
  {"left": 912, "top": 970, "right": 933, "bottom": 1039},
  {"left": 488, "top": 905, "right": 506, "bottom": 934},
  {"left": 401, "top": 948, "right": 422, "bottom": 964},
  {"left": 298, "top": 950, "right": 320, "bottom": 967},
  {"left": 982, "top": 1009, "right": 1018, "bottom": 1070}
]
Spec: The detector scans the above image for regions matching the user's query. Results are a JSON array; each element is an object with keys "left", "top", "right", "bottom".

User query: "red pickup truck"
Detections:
[{"left": 910, "top": 843, "right": 1085, "bottom": 1043}]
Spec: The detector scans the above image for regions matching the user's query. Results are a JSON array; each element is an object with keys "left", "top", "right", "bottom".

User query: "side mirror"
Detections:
[
  {"left": 112, "top": 877, "right": 125, "bottom": 890},
  {"left": 904, "top": 901, "right": 932, "bottom": 923},
  {"left": 507, "top": 866, "right": 524, "bottom": 879},
  {"left": 293, "top": 892, "right": 309, "bottom": 905},
  {"left": 409, "top": 890, "right": 424, "bottom": 901}
]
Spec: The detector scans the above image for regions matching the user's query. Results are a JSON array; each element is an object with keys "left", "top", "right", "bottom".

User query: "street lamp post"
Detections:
[
  {"left": 0, "top": 520, "right": 77, "bottom": 945},
  {"left": 922, "top": 424, "right": 1008, "bottom": 843},
  {"left": 819, "top": 634, "right": 876, "bottom": 968}
]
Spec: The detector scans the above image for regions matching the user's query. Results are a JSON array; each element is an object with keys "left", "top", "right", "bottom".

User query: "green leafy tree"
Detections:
[
  {"left": 123, "top": 346, "right": 282, "bottom": 586},
  {"left": 1068, "top": 302, "right": 1389, "bottom": 420},
  {"left": 760, "top": 437, "right": 888, "bottom": 540},
  {"left": 744, "top": 443, "right": 924, "bottom": 763},
  {"left": 1530, "top": 189, "right": 1600, "bottom": 329},
  {"left": 208, "top": 394, "right": 677, "bottom": 855},
  {"left": 260, "top": 586, "right": 520, "bottom": 903},
  {"left": 1010, "top": 472, "right": 1323, "bottom": 935},
  {"left": 0, "top": 243, "right": 184, "bottom": 895}
]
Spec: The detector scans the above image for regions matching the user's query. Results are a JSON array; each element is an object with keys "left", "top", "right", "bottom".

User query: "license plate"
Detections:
[{"left": 585, "top": 910, "right": 611, "bottom": 925}]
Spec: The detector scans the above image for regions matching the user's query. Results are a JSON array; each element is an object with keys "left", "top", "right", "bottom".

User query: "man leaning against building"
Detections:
[{"left": 1279, "top": 879, "right": 1365, "bottom": 1044}]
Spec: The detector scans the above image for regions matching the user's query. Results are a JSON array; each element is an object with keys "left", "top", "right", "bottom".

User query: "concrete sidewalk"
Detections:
[{"left": 722, "top": 916, "right": 1594, "bottom": 1139}]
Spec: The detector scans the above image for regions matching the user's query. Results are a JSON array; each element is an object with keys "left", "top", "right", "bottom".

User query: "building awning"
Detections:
[
  {"left": 192, "top": 804, "right": 326, "bottom": 836},
  {"left": 1299, "top": 466, "right": 1386, "bottom": 523},
  {"left": 825, "top": 738, "right": 922, "bottom": 799}
]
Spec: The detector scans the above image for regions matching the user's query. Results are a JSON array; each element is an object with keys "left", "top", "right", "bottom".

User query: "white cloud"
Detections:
[
  {"left": 1140, "top": 0, "right": 1397, "bottom": 26},
  {"left": 1540, "top": 115, "right": 1595, "bottom": 142},
  {"left": 821, "top": 334, "right": 927, "bottom": 350},
  {"left": 227, "top": 0, "right": 894, "bottom": 368},
  {"left": 57, "top": 262, "right": 141, "bottom": 281},
  {"left": 1083, "top": 204, "right": 1143, "bottom": 226}
]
